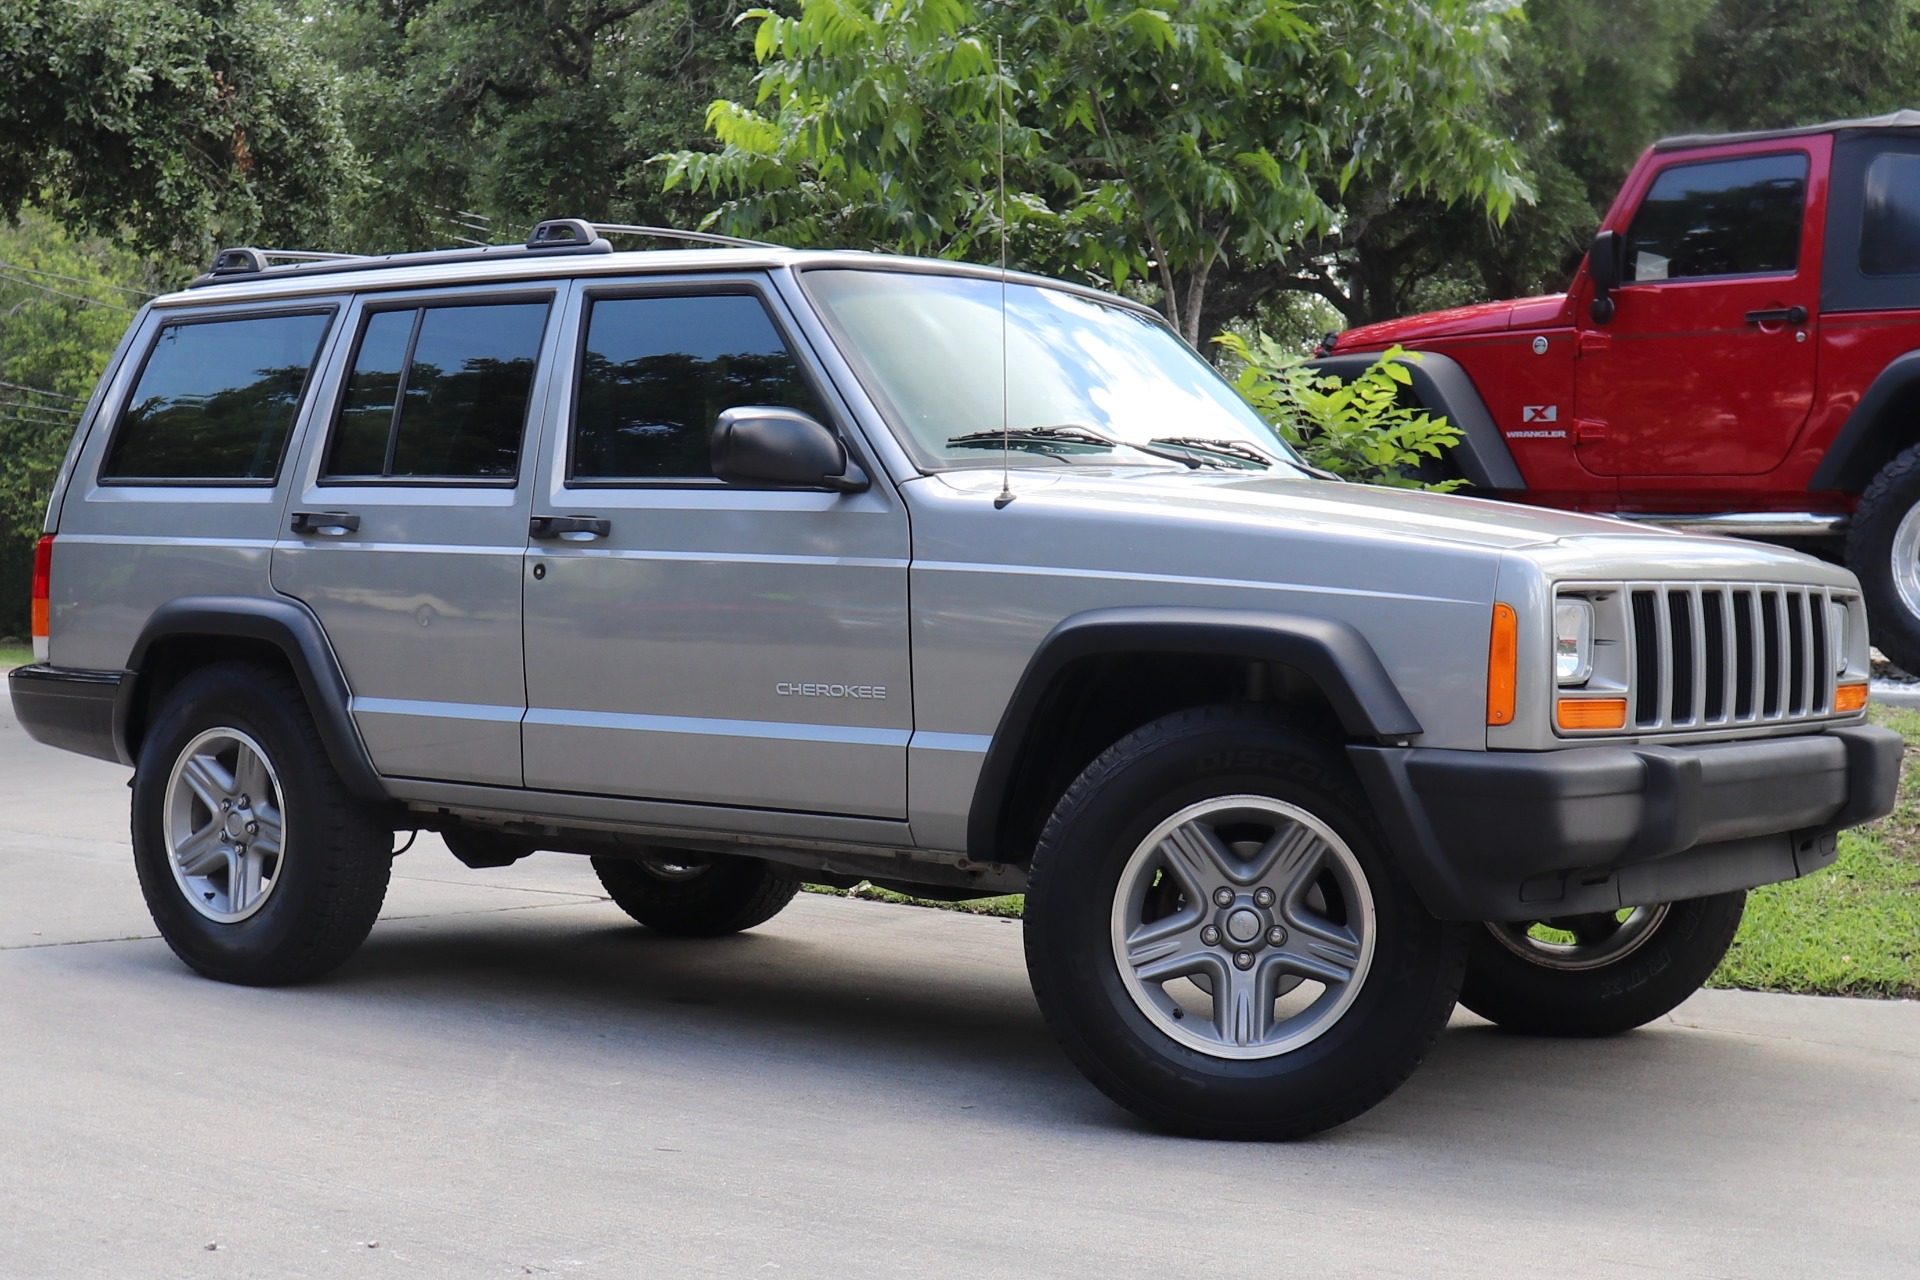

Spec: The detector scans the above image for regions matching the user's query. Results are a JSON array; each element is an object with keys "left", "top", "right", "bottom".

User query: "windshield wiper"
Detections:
[
  {"left": 1147, "top": 436, "right": 1276, "bottom": 470},
  {"left": 946, "top": 424, "right": 1214, "bottom": 469}
]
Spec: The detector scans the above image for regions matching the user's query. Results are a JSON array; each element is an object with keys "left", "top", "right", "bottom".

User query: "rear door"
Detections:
[
  {"left": 1575, "top": 144, "right": 1822, "bottom": 476},
  {"left": 271, "top": 283, "right": 565, "bottom": 786},
  {"left": 519, "top": 274, "right": 911, "bottom": 816}
]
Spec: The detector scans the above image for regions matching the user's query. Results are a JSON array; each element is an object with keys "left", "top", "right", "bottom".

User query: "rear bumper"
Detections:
[
  {"left": 7, "top": 664, "right": 127, "bottom": 764},
  {"left": 1350, "top": 724, "right": 1902, "bottom": 921}
]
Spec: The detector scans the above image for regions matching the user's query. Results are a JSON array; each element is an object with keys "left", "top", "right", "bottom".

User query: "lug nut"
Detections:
[
  {"left": 221, "top": 799, "right": 232, "bottom": 813},
  {"left": 1213, "top": 888, "right": 1235, "bottom": 907},
  {"left": 1233, "top": 951, "right": 1255, "bottom": 970},
  {"left": 245, "top": 821, "right": 259, "bottom": 836},
  {"left": 1200, "top": 925, "right": 1221, "bottom": 946},
  {"left": 1254, "top": 887, "right": 1275, "bottom": 908},
  {"left": 1267, "top": 926, "right": 1287, "bottom": 946},
  {"left": 237, "top": 796, "right": 250, "bottom": 808}
]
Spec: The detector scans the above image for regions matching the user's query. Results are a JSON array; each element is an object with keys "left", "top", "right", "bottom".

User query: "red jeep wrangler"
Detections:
[{"left": 1317, "top": 110, "right": 1920, "bottom": 672}]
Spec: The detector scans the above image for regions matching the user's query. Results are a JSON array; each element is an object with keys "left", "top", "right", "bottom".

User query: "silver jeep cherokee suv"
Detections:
[{"left": 9, "top": 220, "right": 1902, "bottom": 1139}]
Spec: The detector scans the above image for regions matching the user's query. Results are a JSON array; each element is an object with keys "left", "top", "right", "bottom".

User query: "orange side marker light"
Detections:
[{"left": 1487, "top": 603, "right": 1518, "bottom": 726}]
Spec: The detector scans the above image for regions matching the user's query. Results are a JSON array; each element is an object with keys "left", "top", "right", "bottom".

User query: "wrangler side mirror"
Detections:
[
  {"left": 1588, "top": 229, "right": 1625, "bottom": 324},
  {"left": 711, "top": 406, "right": 870, "bottom": 493}
]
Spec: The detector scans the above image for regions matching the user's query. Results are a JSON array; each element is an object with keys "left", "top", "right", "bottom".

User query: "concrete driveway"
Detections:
[{"left": 2, "top": 700, "right": 1917, "bottom": 1278}]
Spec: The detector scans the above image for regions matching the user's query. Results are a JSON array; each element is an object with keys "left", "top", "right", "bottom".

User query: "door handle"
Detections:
[
  {"left": 1744, "top": 305, "right": 1808, "bottom": 326},
  {"left": 529, "top": 514, "right": 612, "bottom": 539},
  {"left": 289, "top": 511, "right": 361, "bottom": 536}
]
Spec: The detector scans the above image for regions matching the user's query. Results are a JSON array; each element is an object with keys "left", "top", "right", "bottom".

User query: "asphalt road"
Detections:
[{"left": 3, "top": 701, "right": 1918, "bottom": 1278}]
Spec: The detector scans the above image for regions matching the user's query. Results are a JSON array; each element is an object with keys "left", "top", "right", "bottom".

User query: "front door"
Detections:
[
  {"left": 272, "top": 284, "right": 564, "bottom": 786},
  {"left": 1575, "top": 147, "right": 1820, "bottom": 477},
  {"left": 520, "top": 278, "right": 911, "bottom": 817}
]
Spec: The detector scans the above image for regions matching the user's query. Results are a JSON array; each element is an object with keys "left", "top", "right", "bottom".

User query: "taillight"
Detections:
[{"left": 30, "top": 533, "right": 52, "bottom": 663}]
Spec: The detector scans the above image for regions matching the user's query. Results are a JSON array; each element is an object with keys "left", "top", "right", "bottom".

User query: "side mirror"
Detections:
[
  {"left": 1588, "top": 228, "right": 1624, "bottom": 324},
  {"left": 711, "top": 406, "right": 869, "bottom": 493}
]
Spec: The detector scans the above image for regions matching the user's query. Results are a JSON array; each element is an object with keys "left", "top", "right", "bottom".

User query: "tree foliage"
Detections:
[
  {"left": 664, "top": 0, "right": 1532, "bottom": 342},
  {"left": 0, "top": 0, "right": 361, "bottom": 259},
  {"left": 303, "top": 0, "right": 760, "bottom": 249},
  {"left": 1216, "top": 335, "right": 1462, "bottom": 489}
]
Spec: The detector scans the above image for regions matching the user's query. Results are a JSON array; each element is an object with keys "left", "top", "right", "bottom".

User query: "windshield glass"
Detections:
[{"left": 802, "top": 268, "right": 1305, "bottom": 474}]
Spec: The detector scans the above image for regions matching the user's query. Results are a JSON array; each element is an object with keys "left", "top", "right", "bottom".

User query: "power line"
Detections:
[
  {"left": 0, "top": 404, "right": 77, "bottom": 428},
  {"left": 0, "top": 270, "right": 138, "bottom": 312},
  {"left": 0, "top": 378, "right": 85, "bottom": 403},
  {"left": 0, "top": 410, "right": 78, "bottom": 432},
  {"left": 0, "top": 259, "right": 154, "bottom": 298}
]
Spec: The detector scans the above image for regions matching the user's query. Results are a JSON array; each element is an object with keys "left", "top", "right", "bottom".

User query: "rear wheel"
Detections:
[
  {"left": 1459, "top": 891, "right": 1745, "bottom": 1036},
  {"left": 131, "top": 662, "right": 392, "bottom": 985},
  {"left": 1846, "top": 442, "right": 1920, "bottom": 673},
  {"left": 1024, "top": 705, "right": 1464, "bottom": 1140},
  {"left": 592, "top": 852, "right": 802, "bottom": 936}
]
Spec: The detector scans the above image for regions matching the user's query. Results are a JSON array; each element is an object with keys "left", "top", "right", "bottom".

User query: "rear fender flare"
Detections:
[
  {"left": 1809, "top": 350, "right": 1920, "bottom": 492},
  {"left": 122, "top": 596, "right": 389, "bottom": 803}
]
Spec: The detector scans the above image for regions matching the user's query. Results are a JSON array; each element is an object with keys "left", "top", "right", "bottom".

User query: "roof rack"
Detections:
[{"left": 186, "top": 217, "right": 783, "bottom": 289}]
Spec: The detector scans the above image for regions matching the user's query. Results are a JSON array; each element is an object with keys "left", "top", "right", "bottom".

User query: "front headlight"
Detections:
[
  {"left": 1830, "top": 600, "right": 1850, "bottom": 676},
  {"left": 1555, "top": 598, "right": 1594, "bottom": 685}
]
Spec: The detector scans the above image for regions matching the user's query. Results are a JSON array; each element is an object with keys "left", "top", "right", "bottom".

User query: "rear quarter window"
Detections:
[
  {"left": 100, "top": 310, "right": 334, "bottom": 483},
  {"left": 1860, "top": 152, "right": 1920, "bottom": 276}
]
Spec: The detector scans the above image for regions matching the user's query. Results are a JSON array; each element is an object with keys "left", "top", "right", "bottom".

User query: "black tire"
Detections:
[
  {"left": 131, "top": 661, "right": 393, "bottom": 986},
  {"left": 1459, "top": 891, "right": 1745, "bottom": 1037},
  {"left": 1023, "top": 705, "right": 1465, "bottom": 1140},
  {"left": 592, "top": 852, "right": 802, "bottom": 936},
  {"left": 1847, "top": 441, "right": 1920, "bottom": 673}
]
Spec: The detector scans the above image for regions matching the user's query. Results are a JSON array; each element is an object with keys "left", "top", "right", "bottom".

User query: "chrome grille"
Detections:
[{"left": 1627, "top": 583, "right": 1838, "bottom": 732}]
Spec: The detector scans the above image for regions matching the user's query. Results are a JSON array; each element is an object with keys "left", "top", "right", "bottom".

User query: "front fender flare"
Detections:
[
  {"left": 964, "top": 607, "right": 1423, "bottom": 863},
  {"left": 1308, "top": 351, "right": 1526, "bottom": 492}
]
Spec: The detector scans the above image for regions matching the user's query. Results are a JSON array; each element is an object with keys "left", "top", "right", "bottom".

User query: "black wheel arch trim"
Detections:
[
  {"left": 1809, "top": 349, "right": 1920, "bottom": 492},
  {"left": 122, "top": 595, "right": 391, "bottom": 803},
  {"left": 1308, "top": 350, "right": 1526, "bottom": 491},
  {"left": 964, "top": 606, "right": 1423, "bottom": 864}
]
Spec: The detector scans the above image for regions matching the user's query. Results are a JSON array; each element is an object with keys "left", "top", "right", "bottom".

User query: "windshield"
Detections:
[{"left": 802, "top": 268, "right": 1305, "bottom": 475}]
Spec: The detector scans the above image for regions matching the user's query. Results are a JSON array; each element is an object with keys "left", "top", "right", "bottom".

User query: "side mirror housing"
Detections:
[
  {"left": 711, "top": 406, "right": 870, "bottom": 493},
  {"left": 1588, "top": 228, "right": 1624, "bottom": 324}
]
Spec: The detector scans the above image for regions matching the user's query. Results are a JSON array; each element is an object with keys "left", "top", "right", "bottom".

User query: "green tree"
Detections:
[
  {"left": 664, "top": 0, "right": 1531, "bottom": 343},
  {"left": 0, "top": 0, "right": 361, "bottom": 258},
  {"left": 302, "top": 0, "right": 759, "bottom": 250},
  {"left": 1671, "top": 0, "right": 1920, "bottom": 133},
  {"left": 0, "top": 212, "right": 157, "bottom": 633}
]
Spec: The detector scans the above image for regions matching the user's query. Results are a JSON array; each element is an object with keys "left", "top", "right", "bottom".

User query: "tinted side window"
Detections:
[
  {"left": 1624, "top": 153, "right": 1808, "bottom": 282},
  {"left": 1861, "top": 152, "right": 1920, "bottom": 276},
  {"left": 572, "top": 293, "right": 828, "bottom": 481},
  {"left": 101, "top": 311, "right": 332, "bottom": 482},
  {"left": 323, "top": 301, "right": 549, "bottom": 481}
]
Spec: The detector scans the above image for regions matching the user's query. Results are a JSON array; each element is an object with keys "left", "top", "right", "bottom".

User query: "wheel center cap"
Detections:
[
  {"left": 1224, "top": 907, "right": 1264, "bottom": 944},
  {"left": 222, "top": 808, "right": 250, "bottom": 842}
]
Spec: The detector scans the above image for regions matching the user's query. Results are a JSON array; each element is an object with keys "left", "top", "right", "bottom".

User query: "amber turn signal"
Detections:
[
  {"left": 1834, "top": 681, "right": 1869, "bottom": 713},
  {"left": 1556, "top": 697, "right": 1629, "bottom": 731},
  {"left": 1487, "top": 603, "right": 1518, "bottom": 726}
]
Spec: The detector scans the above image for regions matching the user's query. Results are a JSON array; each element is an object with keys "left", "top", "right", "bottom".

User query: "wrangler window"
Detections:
[
  {"left": 570, "top": 292, "right": 828, "bottom": 482},
  {"left": 324, "top": 300, "right": 549, "bottom": 482},
  {"left": 101, "top": 311, "right": 333, "bottom": 483},
  {"left": 1624, "top": 153, "right": 1808, "bottom": 283},
  {"left": 1861, "top": 152, "right": 1920, "bottom": 276}
]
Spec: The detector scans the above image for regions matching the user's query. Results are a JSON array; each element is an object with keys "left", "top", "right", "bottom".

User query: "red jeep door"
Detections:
[{"left": 1575, "top": 144, "right": 1821, "bottom": 477}]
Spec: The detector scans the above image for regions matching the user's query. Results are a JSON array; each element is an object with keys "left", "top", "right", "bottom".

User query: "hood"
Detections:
[
  {"left": 1335, "top": 293, "right": 1569, "bottom": 350},
  {"left": 924, "top": 466, "right": 1680, "bottom": 553}
]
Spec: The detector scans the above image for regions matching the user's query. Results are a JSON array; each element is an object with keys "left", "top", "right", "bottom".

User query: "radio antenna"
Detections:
[{"left": 993, "top": 35, "right": 1015, "bottom": 510}]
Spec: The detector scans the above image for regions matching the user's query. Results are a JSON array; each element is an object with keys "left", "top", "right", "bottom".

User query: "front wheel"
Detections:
[
  {"left": 1459, "top": 891, "right": 1745, "bottom": 1037},
  {"left": 1023, "top": 706, "right": 1464, "bottom": 1140},
  {"left": 592, "top": 852, "right": 801, "bottom": 936}
]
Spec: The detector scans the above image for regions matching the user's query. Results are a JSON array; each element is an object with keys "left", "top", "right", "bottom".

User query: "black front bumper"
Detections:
[
  {"left": 8, "top": 664, "right": 127, "bottom": 764},
  {"left": 1350, "top": 724, "right": 1903, "bottom": 922}
]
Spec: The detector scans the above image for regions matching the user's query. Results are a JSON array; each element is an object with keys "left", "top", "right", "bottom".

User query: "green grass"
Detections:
[
  {"left": 1709, "top": 703, "right": 1920, "bottom": 999},
  {"left": 814, "top": 704, "right": 1920, "bottom": 999},
  {"left": 0, "top": 643, "right": 30, "bottom": 670}
]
